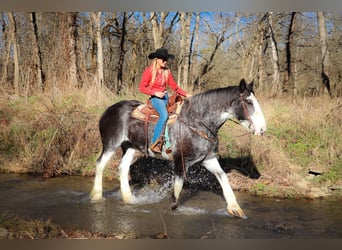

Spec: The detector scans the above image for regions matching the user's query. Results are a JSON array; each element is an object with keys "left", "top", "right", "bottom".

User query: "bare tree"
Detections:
[
  {"left": 189, "top": 12, "right": 200, "bottom": 88},
  {"left": 7, "top": 12, "right": 20, "bottom": 96},
  {"left": 267, "top": 12, "right": 281, "bottom": 96},
  {"left": 251, "top": 14, "right": 267, "bottom": 91},
  {"left": 115, "top": 12, "right": 128, "bottom": 95},
  {"left": 69, "top": 13, "right": 79, "bottom": 88},
  {"left": 91, "top": 12, "right": 104, "bottom": 88},
  {"left": 317, "top": 11, "right": 332, "bottom": 97},
  {"left": 0, "top": 13, "right": 10, "bottom": 89},
  {"left": 150, "top": 12, "right": 167, "bottom": 49},
  {"left": 178, "top": 12, "right": 192, "bottom": 89},
  {"left": 29, "top": 12, "right": 45, "bottom": 92},
  {"left": 193, "top": 13, "right": 232, "bottom": 90}
]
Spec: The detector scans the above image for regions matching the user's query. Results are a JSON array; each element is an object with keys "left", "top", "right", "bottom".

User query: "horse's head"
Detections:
[{"left": 233, "top": 79, "right": 267, "bottom": 136}]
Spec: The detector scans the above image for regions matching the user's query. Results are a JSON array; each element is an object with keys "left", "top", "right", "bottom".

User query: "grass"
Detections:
[{"left": 0, "top": 86, "right": 341, "bottom": 195}]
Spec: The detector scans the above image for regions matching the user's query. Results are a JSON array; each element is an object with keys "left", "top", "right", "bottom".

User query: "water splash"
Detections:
[{"left": 130, "top": 179, "right": 174, "bottom": 205}]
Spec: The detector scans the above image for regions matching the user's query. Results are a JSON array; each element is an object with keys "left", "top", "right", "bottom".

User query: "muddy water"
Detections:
[{"left": 0, "top": 173, "right": 341, "bottom": 239}]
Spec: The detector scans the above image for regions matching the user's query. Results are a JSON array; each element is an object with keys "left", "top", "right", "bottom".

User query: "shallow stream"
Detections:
[{"left": 0, "top": 173, "right": 341, "bottom": 239}]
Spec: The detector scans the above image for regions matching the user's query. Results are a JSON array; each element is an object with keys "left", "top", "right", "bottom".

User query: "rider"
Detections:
[{"left": 139, "top": 48, "right": 191, "bottom": 154}]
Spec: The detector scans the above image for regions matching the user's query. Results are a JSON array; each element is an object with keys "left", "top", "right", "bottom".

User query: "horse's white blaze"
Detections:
[
  {"left": 90, "top": 150, "right": 114, "bottom": 201},
  {"left": 247, "top": 93, "right": 266, "bottom": 135},
  {"left": 173, "top": 175, "right": 184, "bottom": 201},
  {"left": 202, "top": 158, "right": 239, "bottom": 207},
  {"left": 119, "top": 148, "right": 136, "bottom": 203}
]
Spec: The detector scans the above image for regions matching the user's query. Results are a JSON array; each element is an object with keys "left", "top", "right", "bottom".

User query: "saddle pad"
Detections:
[{"left": 131, "top": 104, "right": 178, "bottom": 125}]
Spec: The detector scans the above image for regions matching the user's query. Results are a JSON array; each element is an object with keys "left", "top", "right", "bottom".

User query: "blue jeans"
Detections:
[{"left": 150, "top": 93, "right": 169, "bottom": 144}]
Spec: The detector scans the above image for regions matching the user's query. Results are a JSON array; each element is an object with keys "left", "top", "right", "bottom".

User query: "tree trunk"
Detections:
[
  {"left": 7, "top": 12, "right": 20, "bottom": 96},
  {"left": 286, "top": 12, "right": 297, "bottom": 95},
  {"left": 317, "top": 11, "right": 332, "bottom": 97},
  {"left": 179, "top": 12, "right": 192, "bottom": 89},
  {"left": 29, "top": 12, "right": 45, "bottom": 92},
  {"left": 116, "top": 12, "right": 127, "bottom": 95},
  {"left": 68, "top": 13, "right": 78, "bottom": 88},
  {"left": 190, "top": 13, "right": 200, "bottom": 90},
  {"left": 267, "top": 12, "right": 280, "bottom": 96},
  {"left": 91, "top": 12, "right": 104, "bottom": 88},
  {"left": 247, "top": 14, "right": 266, "bottom": 84},
  {"left": 0, "top": 13, "right": 10, "bottom": 89}
]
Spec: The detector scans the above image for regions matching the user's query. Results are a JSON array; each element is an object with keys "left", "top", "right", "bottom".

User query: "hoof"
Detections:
[
  {"left": 227, "top": 205, "right": 248, "bottom": 219},
  {"left": 89, "top": 190, "right": 104, "bottom": 202},
  {"left": 121, "top": 193, "right": 133, "bottom": 204},
  {"left": 170, "top": 203, "right": 178, "bottom": 210},
  {"left": 170, "top": 196, "right": 178, "bottom": 210}
]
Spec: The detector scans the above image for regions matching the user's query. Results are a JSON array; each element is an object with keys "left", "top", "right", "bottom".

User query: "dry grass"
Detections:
[
  {"left": 219, "top": 94, "right": 342, "bottom": 198},
  {"left": 0, "top": 212, "right": 133, "bottom": 239}
]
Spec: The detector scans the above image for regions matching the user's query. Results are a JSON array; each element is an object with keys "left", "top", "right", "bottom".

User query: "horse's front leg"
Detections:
[
  {"left": 202, "top": 157, "right": 247, "bottom": 219},
  {"left": 118, "top": 148, "right": 136, "bottom": 203},
  {"left": 170, "top": 174, "right": 184, "bottom": 210}
]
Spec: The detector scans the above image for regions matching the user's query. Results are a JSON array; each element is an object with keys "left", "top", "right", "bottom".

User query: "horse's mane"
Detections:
[{"left": 185, "top": 86, "right": 240, "bottom": 115}]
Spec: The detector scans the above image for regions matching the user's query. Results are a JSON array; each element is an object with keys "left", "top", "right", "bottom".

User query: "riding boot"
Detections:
[{"left": 150, "top": 137, "right": 164, "bottom": 154}]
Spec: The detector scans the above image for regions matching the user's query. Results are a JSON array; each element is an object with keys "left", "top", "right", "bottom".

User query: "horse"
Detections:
[{"left": 90, "top": 79, "right": 267, "bottom": 218}]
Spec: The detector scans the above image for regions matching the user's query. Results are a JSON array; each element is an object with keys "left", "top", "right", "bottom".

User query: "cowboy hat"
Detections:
[{"left": 148, "top": 48, "right": 175, "bottom": 60}]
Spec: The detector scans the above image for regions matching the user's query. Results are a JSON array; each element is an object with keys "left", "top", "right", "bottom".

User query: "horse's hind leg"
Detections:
[
  {"left": 202, "top": 157, "right": 247, "bottom": 219},
  {"left": 90, "top": 149, "right": 115, "bottom": 201},
  {"left": 118, "top": 148, "right": 136, "bottom": 203}
]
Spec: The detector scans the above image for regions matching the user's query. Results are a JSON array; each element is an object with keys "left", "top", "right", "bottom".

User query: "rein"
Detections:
[
  {"left": 178, "top": 116, "right": 217, "bottom": 143},
  {"left": 177, "top": 115, "right": 217, "bottom": 181}
]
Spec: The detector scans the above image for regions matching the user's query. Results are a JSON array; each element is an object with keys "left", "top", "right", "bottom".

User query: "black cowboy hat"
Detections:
[{"left": 148, "top": 48, "right": 175, "bottom": 60}]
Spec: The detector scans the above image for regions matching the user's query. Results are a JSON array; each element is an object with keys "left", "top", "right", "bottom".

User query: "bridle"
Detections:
[
  {"left": 227, "top": 94, "right": 254, "bottom": 137},
  {"left": 240, "top": 93, "right": 254, "bottom": 127}
]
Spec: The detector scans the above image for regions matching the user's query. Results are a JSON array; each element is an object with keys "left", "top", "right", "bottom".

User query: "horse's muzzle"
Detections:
[{"left": 254, "top": 127, "right": 266, "bottom": 136}]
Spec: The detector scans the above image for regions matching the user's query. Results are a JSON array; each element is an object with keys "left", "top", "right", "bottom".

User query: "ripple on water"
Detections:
[{"left": 173, "top": 206, "right": 208, "bottom": 215}]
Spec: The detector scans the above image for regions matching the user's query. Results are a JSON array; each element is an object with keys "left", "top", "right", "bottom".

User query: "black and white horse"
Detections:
[{"left": 90, "top": 79, "right": 266, "bottom": 218}]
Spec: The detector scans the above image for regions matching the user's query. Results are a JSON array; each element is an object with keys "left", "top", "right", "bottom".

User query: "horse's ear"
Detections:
[
  {"left": 248, "top": 81, "right": 254, "bottom": 91},
  {"left": 239, "top": 79, "right": 247, "bottom": 93}
]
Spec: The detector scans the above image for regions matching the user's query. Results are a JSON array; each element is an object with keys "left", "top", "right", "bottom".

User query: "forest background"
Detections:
[{"left": 0, "top": 12, "right": 341, "bottom": 198}]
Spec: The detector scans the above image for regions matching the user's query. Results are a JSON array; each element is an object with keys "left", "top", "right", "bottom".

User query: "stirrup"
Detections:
[
  {"left": 165, "top": 148, "right": 172, "bottom": 154},
  {"left": 150, "top": 139, "right": 163, "bottom": 154}
]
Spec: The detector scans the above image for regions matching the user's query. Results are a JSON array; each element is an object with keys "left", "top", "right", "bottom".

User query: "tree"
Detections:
[
  {"left": 0, "top": 13, "right": 10, "bottom": 89},
  {"left": 115, "top": 12, "right": 128, "bottom": 95},
  {"left": 266, "top": 12, "right": 281, "bottom": 96},
  {"left": 29, "top": 12, "right": 45, "bottom": 92},
  {"left": 189, "top": 12, "right": 201, "bottom": 88},
  {"left": 7, "top": 12, "right": 20, "bottom": 96},
  {"left": 150, "top": 12, "right": 167, "bottom": 49},
  {"left": 91, "top": 12, "right": 104, "bottom": 88},
  {"left": 317, "top": 11, "right": 332, "bottom": 97},
  {"left": 285, "top": 12, "right": 297, "bottom": 95},
  {"left": 178, "top": 12, "right": 192, "bottom": 89}
]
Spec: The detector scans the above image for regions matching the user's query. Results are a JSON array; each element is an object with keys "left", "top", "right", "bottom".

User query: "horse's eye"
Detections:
[{"left": 245, "top": 99, "right": 253, "bottom": 105}]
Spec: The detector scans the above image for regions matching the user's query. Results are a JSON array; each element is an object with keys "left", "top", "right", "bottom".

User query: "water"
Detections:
[{"left": 0, "top": 173, "right": 341, "bottom": 239}]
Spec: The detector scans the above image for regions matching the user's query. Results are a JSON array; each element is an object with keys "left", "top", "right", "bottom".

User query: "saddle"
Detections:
[{"left": 131, "top": 93, "right": 184, "bottom": 124}]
